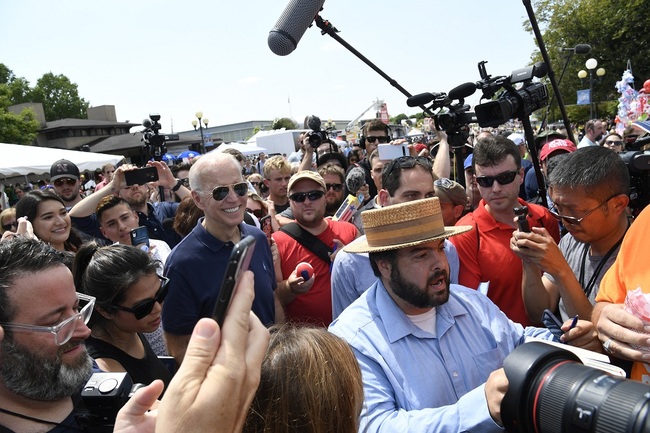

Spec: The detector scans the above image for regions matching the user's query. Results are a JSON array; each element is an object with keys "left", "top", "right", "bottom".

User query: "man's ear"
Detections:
[
  {"left": 453, "top": 204, "right": 465, "bottom": 220},
  {"left": 378, "top": 189, "right": 390, "bottom": 207},
  {"left": 375, "top": 257, "right": 392, "bottom": 280},
  {"left": 610, "top": 194, "right": 630, "bottom": 214}
]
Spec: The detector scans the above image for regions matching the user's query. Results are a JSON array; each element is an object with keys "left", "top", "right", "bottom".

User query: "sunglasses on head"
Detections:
[
  {"left": 289, "top": 190, "right": 325, "bottom": 203},
  {"left": 325, "top": 183, "right": 343, "bottom": 192},
  {"left": 384, "top": 156, "right": 432, "bottom": 177},
  {"left": 112, "top": 276, "right": 169, "bottom": 320},
  {"left": 475, "top": 170, "right": 519, "bottom": 188},
  {"left": 212, "top": 182, "right": 248, "bottom": 201},
  {"left": 53, "top": 178, "right": 77, "bottom": 187},
  {"left": 366, "top": 136, "right": 390, "bottom": 144},
  {"left": 2, "top": 221, "right": 17, "bottom": 231}
]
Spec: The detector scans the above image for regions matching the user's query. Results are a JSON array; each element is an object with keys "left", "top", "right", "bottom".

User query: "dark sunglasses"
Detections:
[
  {"left": 604, "top": 140, "right": 623, "bottom": 146},
  {"left": 246, "top": 208, "right": 266, "bottom": 218},
  {"left": 212, "top": 182, "right": 248, "bottom": 201},
  {"left": 2, "top": 221, "right": 17, "bottom": 231},
  {"left": 112, "top": 276, "right": 169, "bottom": 320},
  {"left": 475, "top": 170, "right": 519, "bottom": 188},
  {"left": 249, "top": 181, "right": 260, "bottom": 186},
  {"left": 384, "top": 156, "right": 432, "bottom": 177},
  {"left": 53, "top": 178, "right": 77, "bottom": 187},
  {"left": 366, "top": 136, "right": 390, "bottom": 144},
  {"left": 289, "top": 190, "right": 325, "bottom": 203},
  {"left": 325, "top": 183, "right": 343, "bottom": 192}
]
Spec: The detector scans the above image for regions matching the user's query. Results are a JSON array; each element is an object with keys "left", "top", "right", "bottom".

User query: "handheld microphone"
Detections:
[
  {"left": 345, "top": 166, "right": 366, "bottom": 195},
  {"left": 406, "top": 92, "right": 446, "bottom": 107},
  {"left": 296, "top": 262, "right": 314, "bottom": 280},
  {"left": 448, "top": 82, "right": 477, "bottom": 101},
  {"left": 268, "top": 0, "right": 326, "bottom": 56}
]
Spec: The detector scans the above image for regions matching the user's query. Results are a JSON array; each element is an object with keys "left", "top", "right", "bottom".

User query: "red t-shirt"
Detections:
[
  {"left": 274, "top": 220, "right": 358, "bottom": 327},
  {"left": 450, "top": 198, "right": 560, "bottom": 326}
]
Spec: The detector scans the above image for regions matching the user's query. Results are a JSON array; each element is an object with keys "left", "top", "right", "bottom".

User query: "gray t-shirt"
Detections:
[{"left": 545, "top": 234, "right": 620, "bottom": 321}]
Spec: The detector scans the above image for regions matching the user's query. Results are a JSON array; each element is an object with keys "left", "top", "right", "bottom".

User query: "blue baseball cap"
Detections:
[{"left": 464, "top": 154, "right": 473, "bottom": 171}]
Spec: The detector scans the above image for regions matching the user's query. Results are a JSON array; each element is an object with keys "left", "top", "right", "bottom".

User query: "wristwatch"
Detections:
[{"left": 171, "top": 178, "right": 183, "bottom": 192}]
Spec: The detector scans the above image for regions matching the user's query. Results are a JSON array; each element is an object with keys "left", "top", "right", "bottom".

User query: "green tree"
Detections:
[
  {"left": 0, "top": 65, "right": 39, "bottom": 144},
  {"left": 271, "top": 117, "right": 297, "bottom": 130},
  {"left": 527, "top": 0, "right": 650, "bottom": 123},
  {"left": 31, "top": 72, "right": 89, "bottom": 121}
]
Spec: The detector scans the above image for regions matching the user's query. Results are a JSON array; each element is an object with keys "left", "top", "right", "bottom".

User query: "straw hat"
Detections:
[{"left": 344, "top": 197, "right": 472, "bottom": 253}]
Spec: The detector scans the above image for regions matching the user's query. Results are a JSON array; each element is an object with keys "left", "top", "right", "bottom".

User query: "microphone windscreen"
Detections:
[
  {"left": 268, "top": 0, "right": 326, "bottom": 56},
  {"left": 448, "top": 82, "right": 477, "bottom": 100},
  {"left": 574, "top": 44, "right": 592, "bottom": 55},
  {"left": 345, "top": 166, "right": 366, "bottom": 194},
  {"left": 407, "top": 93, "right": 436, "bottom": 107},
  {"left": 532, "top": 62, "right": 548, "bottom": 78}
]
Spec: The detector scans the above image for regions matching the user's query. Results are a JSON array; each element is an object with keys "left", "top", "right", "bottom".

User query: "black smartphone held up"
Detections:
[
  {"left": 259, "top": 215, "right": 273, "bottom": 244},
  {"left": 130, "top": 226, "right": 150, "bottom": 249},
  {"left": 212, "top": 235, "right": 257, "bottom": 327},
  {"left": 541, "top": 309, "right": 565, "bottom": 342},
  {"left": 514, "top": 206, "right": 530, "bottom": 233},
  {"left": 124, "top": 167, "right": 159, "bottom": 186}
]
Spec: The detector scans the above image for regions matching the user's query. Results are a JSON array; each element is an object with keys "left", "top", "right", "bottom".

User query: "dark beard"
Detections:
[
  {"left": 0, "top": 336, "right": 93, "bottom": 401},
  {"left": 389, "top": 266, "right": 450, "bottom": 309}
]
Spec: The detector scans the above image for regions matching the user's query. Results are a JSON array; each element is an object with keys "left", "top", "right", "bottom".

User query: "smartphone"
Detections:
[
  {"left": 130, "top": 226, "right": 150, "bottom": 249},
  {"left": 211, "top": 235, "right": 257, "bottom": 327},
  {"left": 541, "top": 309, "right": 564, "bottom": 342},
  {"left": 259, "top": 215, "right": 273, "bottom": 243},
  {"left": 377, "top": 143, "right": 409, "bottom": 160},
  {"left": 124, "top": 167, "right": 159, "bottom": 186},
  {"left": 514, "top": 206, "right": 530, "bottom": 232}
]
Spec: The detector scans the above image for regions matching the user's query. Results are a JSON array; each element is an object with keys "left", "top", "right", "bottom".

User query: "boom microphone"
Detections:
[
  {"left": 448, "top": 82, "right": 477, "bottom": 101},
  {"left": 406, "top": 92, "right": 446, "bottom": 107},
  {"left": 345, "top": 166, "right": 366, "bottom": 195},
  {"left": 560, "top": 44, "right": 592, "bottom": 55},
  {"left": 268, "top": 0, "right": 326, "bottom": 56}
]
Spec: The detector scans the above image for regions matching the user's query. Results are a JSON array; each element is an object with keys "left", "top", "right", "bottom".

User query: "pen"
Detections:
[{"left": 568, "top": 315, "right": 579, "bottom": 331}]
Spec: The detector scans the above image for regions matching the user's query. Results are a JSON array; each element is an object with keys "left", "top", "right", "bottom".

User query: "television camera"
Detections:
[{"left": 140, "top": 114, "right": 167, "bottom": 161}]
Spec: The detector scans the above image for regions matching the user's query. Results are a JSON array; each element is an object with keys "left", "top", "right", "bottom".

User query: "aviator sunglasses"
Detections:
[
  {"left": 475, "top": 170, "right": 519, "bottom": 188},
  {"left": 212, "top": 182, "right": 249, "bottom": 201}
]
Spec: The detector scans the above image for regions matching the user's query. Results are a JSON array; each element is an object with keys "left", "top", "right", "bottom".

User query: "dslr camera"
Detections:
[{"left": 305, "top": 115, "right": 329, "bottom": 149}]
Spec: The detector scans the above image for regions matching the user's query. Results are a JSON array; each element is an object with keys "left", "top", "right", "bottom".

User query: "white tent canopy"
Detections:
[
  {"left": 209, "top": 142, "right": 267, "bottom": 156},
  {"left": 0, "top": 143, "right": 124, "bottom": 178}
]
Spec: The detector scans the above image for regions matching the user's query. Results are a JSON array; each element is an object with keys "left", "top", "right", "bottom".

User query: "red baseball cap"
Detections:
[{"left": 540, "top": 139, "right": 577, "bottom": 161}]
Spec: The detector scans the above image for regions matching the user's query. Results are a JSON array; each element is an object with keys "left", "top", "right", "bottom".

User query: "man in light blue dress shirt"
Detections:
[{"left": 329, "top": 197, "right": 599, "bottom": 432}]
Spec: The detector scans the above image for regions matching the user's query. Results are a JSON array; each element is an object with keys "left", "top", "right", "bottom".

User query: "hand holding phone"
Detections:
[
  {"left": 130, "top": 226, "right": 150, "bottom": 251},
  {"left": 212, "top": 236, "right": 257, "bottom": 327},
  {"left": 125, "top": 166, "right": 159, "bottom": 186},
  {"left": 514, "top": 206, "right": 530, "bottom": 233}
]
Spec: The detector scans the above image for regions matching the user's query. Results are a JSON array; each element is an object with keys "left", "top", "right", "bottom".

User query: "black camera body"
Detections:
[
  {"left": 434, "top": 104, "right": 477, "bottom": 148},
  {"left": 502, "top": 342, "right": 650, "bottom": 433},
  {"left": 141, "top": 113, "right": 167, "bottom": 161},
  {"left": 76, "top": 372, "right": 143, "bottom": 432},
  {"left": 305, "top": 115, "right": 328, "bottom": 149},
  {"left": 619, "top": 149, "right": 650, "bottom": 216}
]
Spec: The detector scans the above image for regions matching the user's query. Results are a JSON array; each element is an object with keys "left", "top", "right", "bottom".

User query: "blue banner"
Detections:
[{"left": 577, "top": 89, "right": 591, "bottom": 105}]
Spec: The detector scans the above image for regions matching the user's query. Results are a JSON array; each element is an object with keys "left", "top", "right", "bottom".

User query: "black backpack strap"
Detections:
[{"left": 280, "top": 222, "right": 332, "bottom": 265}]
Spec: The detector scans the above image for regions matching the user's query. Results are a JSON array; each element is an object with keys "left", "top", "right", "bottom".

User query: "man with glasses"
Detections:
[
  {"left": 163, "top": 153, "right": 277, "bottom": 365},
  {"left": 352, "top": 119, "right": 392, "bottom": 199},
  {"left": 273, "top": 170, "right": 358, "bottom": 326},
  {"left": 450, "top": 136, "right": 560, "bottom": 326},
  {"left": 331, "top": 155, "right": 460, "bottom": 319},
  {"left": 50, "top": 158, "right": 83, "bottom": 209},
  {"left": 512, "top": 146, "right": 630, "bottom": 325},
  {"left": 94, "top": 163, "right": 116, "bottom": 192},
  {"left": 0, "top": 237, "right": 94, "bottom": 432}
]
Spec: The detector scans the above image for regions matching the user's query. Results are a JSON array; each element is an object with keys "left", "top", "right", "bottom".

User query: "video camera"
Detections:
[
  {"left": 619, "top": 136, "right": 650, "bottom": 215},
  {"left": 502, "top": 342, "right": 650, "bottom": 433},
  {"left": 76, "top": 372, "right": 144, "bottom": 433},
  {"left": 141, "top": 113, "right": 167, "bottom": 162},
  {"left": 474, "top": 61, "right": 549, "bottom": 128},
  {"left": 305, "top": 115, "right": 329, "bottom": 149}
]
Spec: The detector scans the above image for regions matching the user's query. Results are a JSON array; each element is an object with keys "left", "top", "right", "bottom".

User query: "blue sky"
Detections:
[{"left": 2, "top": 0, "right": 538, "bottom": 133}]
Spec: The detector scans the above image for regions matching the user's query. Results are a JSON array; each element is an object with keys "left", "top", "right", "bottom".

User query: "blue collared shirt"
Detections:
[{"left": 329, "top": 281, "right": 553, "bottom": 433}]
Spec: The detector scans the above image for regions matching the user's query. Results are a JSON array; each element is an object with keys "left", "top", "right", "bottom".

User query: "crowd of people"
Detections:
[{"left": 0, "top": 115, "right": 649, "bottom": 432}]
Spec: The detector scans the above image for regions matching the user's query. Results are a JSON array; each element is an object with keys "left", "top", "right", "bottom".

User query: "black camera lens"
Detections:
[
  {"left": 502, "top": 342, "right": 650, "bottom": 433},
  {"left": 307, "top": 132, "right": 322, "bottom": 149}
]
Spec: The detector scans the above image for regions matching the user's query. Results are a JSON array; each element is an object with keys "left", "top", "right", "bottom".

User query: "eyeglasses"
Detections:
[
  {"left": 211, "top": 182, "right": 248, "bottom": 201},
  {"left": 53, "top": 178, "right": 77, "bottom": 187},
  {"left": 325, "top": 183, "right": 343, "bottom": 192},
  {"left": 475, "top": 170, "right": 519, "bottom": 188},
  {"left": 384, "top": 156, "right": 433, "bottom": 178},
  {"left": 604, "top": 140, "right": 623, "bottom": 146},
  {"left": 246, "top": 208, "right": 265, "bottom": 218},
  {"left": 549, "top": 195, "right": 617, "bottom": 227},
  {"left": 289, "top": 190, "right": 325, "bottom": 203},
  {"left": 0, "top": 293, "right": 95, "bottom": 346},
  {"left": 366, "top": 136, "right": 390, "bottom": 144},
  {"left": 111, "top": 276, "right": 169, "bottom": 320},
  {"left": 249, "top": 181, "right": 260, "bottom": 186},
  {"left": 2, "top": 221, "right": 17, "bottom": 231}
]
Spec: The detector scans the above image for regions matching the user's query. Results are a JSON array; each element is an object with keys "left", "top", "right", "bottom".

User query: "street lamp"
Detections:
[
  {"left": 191, "top": 111, "right": 209, "bottom": 154},
  {"left": 578, "top": 58, "right": 605, "bottom": 119}
]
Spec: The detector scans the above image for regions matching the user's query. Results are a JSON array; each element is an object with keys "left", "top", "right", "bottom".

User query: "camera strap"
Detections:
[
  {"left": 0, "top": 406, "right": 85, "bottom": 432},
  {"left": 578, "top": 226, "right": 627, "bottom": 298},
  {"left": 279, "top": 222, "right": 333, "bottom": 265}
]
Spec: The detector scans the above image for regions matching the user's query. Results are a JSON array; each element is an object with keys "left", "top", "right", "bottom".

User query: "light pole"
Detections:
[
  {"left": 578, "top": 58, "right": 605, "bottom": 119},
  {"left": 191, "top": 111, "right": 209, "bottom": 154}
]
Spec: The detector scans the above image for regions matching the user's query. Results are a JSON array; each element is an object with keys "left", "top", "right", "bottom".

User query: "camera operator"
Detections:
[{"left": 0, "top": 237, "right": 94, "bottom": 432}]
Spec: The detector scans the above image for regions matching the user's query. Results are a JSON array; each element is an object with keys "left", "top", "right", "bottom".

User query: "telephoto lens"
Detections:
[{"left": 502, "top": 342, "right": 650, "bottom": 433}]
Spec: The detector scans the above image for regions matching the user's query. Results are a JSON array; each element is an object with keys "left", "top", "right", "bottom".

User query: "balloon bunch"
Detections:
[{"left": 615, "top": 70, "right": 650, "bottom": 134}]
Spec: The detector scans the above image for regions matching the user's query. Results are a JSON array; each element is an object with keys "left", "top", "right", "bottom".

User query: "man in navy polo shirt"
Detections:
[{"left": 162, "top": 153, "right": 278, "bottom": 366}]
